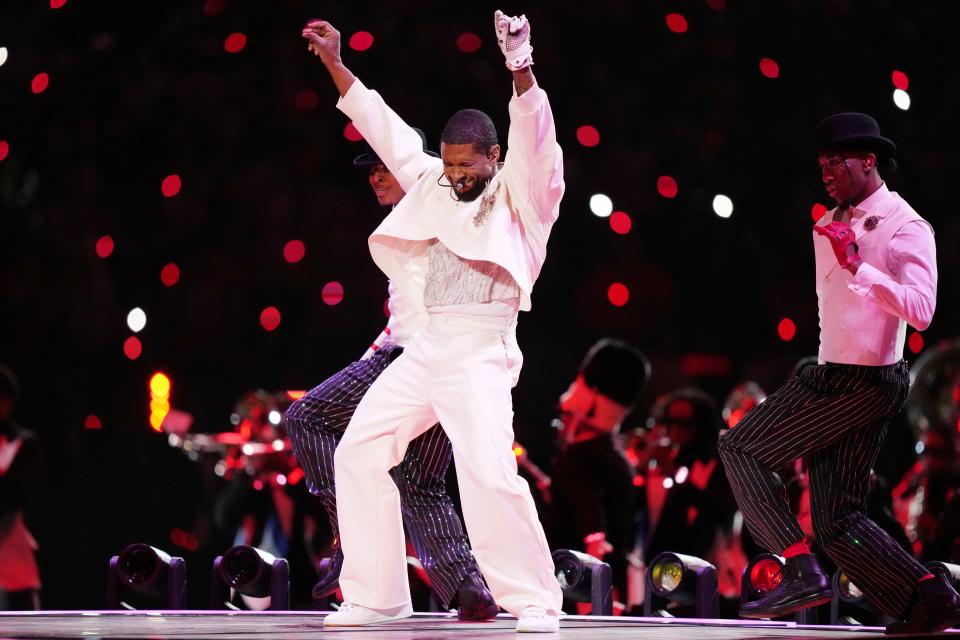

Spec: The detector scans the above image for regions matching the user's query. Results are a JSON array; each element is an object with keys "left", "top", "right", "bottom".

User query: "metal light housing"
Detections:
[
  {"left": 106, "top": 543, "right": 187, "bottom": 609},
  {"left": 212, "top": 545, "right": 290, "bottom": 610},
  {"left": 644, "top": 551, "right": 718, "bottom": 618},
  {"left": 552, "top": 548, "right": 613, "bottom": 616}
]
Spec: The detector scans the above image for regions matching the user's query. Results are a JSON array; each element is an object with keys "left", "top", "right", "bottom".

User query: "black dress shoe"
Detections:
[
  {"left": 885, "top": 575, "right": 960, "bottom": 635},
  {"left": 311, "top": 547, "right": 344, "bottom": 599},
  {"left": 740, "top": 554, "right": 833, "bottom": 619},
  {"left": 455, "top": 572, "right": 499, "bottom": 621}
]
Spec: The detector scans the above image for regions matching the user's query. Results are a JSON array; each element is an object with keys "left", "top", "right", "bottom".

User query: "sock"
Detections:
[{"left": 782, "top": 541, "right": 811, "bottom": 559}]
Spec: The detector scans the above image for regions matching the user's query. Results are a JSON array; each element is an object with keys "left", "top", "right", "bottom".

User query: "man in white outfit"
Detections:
[{"left": 302, "top": 10, "right": 564, "bottom": 632}]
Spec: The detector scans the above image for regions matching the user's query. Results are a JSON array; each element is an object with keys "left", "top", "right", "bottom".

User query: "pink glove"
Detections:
[
  {"left": 814, "top": 221, "right": 859, "bottom": 269},
  {"left": 494, "top": 10, "right": 533, "bottom": 70}
]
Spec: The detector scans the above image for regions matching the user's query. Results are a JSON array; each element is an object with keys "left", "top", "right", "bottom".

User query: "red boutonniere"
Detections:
[{"left": 864, "top": 215, "right": 879, "bottom": 231}]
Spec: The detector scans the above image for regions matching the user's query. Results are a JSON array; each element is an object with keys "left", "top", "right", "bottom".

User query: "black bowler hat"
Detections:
[
  {"left": 815, "top": 112, "right": 897, "bottom": 159},
  {"left": 352, "top": 127, "right": 439, "bottom": 167}
]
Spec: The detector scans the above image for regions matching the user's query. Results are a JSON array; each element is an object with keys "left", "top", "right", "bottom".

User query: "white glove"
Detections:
[{"left": 494, "top": 10, "right": 533, "bottom": 70}]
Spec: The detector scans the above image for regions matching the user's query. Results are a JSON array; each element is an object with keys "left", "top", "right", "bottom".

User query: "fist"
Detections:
[
  {"left": 302, "top": 19, "right": 341, "bottom": 63},
  {"left": 814, "top": 221, "right": 859, "bottom": 269},
  {"left": 494, "top": 10, "right": 533, "bottom": 70}
]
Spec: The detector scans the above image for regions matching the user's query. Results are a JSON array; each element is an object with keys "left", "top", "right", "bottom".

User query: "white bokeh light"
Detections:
[
  {"left": 589, "top": 193, "right": 613, "bottom": 218},
  {"left": 127, "top": 307, "right": 147, "bottom": 333},
  {"left": 893, "top": 89, "right": 911, "bottom": 111},
  {"left": 268, "top": 410, "right": 282, "bottom": 425},
  {"left": 0, "top": 47, "right": 8, "bottom": 67},
  {"left": 712, "top": 194, "right": 734, "bottom": 218}
]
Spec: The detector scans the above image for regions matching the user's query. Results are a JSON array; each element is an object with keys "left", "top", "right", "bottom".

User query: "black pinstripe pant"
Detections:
[
  {"left": 285, "top": 345, "right": 477, "bottom": 607},
  {"left": 718, "top": 361, "right": 927, "bottom": 618}
]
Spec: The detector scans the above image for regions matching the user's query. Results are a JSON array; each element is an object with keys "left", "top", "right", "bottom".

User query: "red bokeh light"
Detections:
[
  {"left": 349, "top": 31, "right": 374, "bottom": 52},
  {"left": 0, "top": 140, "right": 9, "bottom": 162},
  {"left": 95, "top": 235, "right": 114, "bottom": 258},
  {"left": 777, "top": 317, "right": 796, "bottom": 342},
  {"left": 456, "top": 32, "right": 482, "bottom": 53},
  {"left": 160, "top": 263, "right": 180, "bottom": 287},
  {"left": 283, "top": 240, "right": 306, "bottom": 264},
  {"left": 759, "top": 58, "right": 780, "bottom": 79},
  {"left": 322, "top": 281, "right": 344, "bottom": 306},
  {"left": 170, "top": 528, "right": 199, "bottom": 551},
  {"left": 32, "top": 73, "right": 49, "bottom": 94},
  {"left": 657, "top": 175, "right": 679, "bottom": 198},
  {"left": 705, "top": 0, "right": 726, "bottom": 9},
  {"left": 295, "top": 89, "right": 320, "bottom": 112},
  {"left": 84, "top": 415, "right": 102, "bottom": 430},
  {"left": 891, "top": 70, "right": 909, "bottom": 91},
  {"left": 665, "top": 13, "right": 688, "bottom": 33},
  {"left": 343, "top": 122, "right": 363, "bottom": 142},
  {"left": 124, "top": 336, "right": 142, "bottom": 360},
  {"left": 50, "top": 0, "right": 68, "bottom": 9},
  {"left": 203, "top": 0, "right": 225, "bottom": 16},
  {"left": 576, "top": 125, "right": 600, "bottom": 147},
  {"left": 908, "top": 332, "right": 924, "bottom": 354},
  {"left": 811, "top": 203, "right": 828, "bottom": 222},
  {"left": 610, "top": 211, "right": 632, "bottom": 235},
  {"left": 161, "top": 174, "right": 182, "bottom": 198},
  {"left": 224, "top": 32, "right": 247, "bottom": 53},
  {"left": 608, "top": 282, "right": 630, "bottom": 307},
  {"left": 260, "top": 306, "right": 281, "bottom": 331}
]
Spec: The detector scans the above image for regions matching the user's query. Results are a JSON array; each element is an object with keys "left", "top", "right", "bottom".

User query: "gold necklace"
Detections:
[{"left": 472, "top": 181, "right": 501, "bottom": 228}]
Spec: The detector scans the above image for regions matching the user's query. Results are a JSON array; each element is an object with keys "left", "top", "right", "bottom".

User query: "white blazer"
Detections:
[{"left": 337, "top": 78, "right": 564, "bottom": 334}]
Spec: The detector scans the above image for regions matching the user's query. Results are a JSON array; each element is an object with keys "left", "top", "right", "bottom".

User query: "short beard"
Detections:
[{"left": 454, "top": 175, "right": 491, "bottom": 203}]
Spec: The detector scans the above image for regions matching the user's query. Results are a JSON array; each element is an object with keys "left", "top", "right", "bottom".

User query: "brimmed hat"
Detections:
[
  {"left": 815, "top": 112, "right": 897, "bottom": 159},
  {"left": 352, "top": 127, "right": 439, "bottom": 167}
]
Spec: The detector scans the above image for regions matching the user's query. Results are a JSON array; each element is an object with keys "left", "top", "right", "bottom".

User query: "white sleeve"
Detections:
[{"left": 336, "top": 78, "right": 440, "bottom": 192}]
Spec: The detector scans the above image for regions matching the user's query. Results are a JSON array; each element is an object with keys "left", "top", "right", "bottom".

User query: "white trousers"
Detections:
[{"left": 334, "top": 303, "right": 562, "bottom": 617}]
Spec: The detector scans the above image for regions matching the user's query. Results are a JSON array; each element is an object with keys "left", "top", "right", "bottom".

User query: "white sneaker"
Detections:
[
  {"left": 516, "top": 605, "right": 559, "bottom": 633},
  {"left": 323, "top": 601, "right": 413, "bottom": 626}
]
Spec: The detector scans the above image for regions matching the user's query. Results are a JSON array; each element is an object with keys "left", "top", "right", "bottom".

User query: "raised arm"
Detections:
[
  {"left": 494, "top": 11, "right": 563, "bottom": 225},
  {"left": 302, "top": 19, "right": 438, "bottom": 192},
  {"left": 303, "top": 20, "right": 356, "bottom": 96}
]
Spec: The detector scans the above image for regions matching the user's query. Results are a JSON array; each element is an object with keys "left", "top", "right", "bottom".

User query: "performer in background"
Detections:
[
  {"left": 284, "top": 135, "right": 497, "bottom": 619},
  {"left": 718, "top": 112, "right": 959, "bottom": 634},
  {"left": 550, "top": 339, "right": 649, "bottom": 601},
  {"left": 0, "top": 365, "right": 42, "bottom": 611},
  {"left": 304, "top": 9, "right": 565, "bottom": 632}
]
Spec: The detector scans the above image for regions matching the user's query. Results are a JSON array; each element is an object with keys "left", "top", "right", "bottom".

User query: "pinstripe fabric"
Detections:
[
  {"left": 284, "top": 345, "right": 476, "bottom": 607},
  {"left": 718, "top": 361, "right": 927, "bottom": 617}
]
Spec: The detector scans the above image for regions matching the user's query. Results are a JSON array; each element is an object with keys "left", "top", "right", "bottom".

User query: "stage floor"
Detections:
[{"left": 3, "top": 611, "right": 953, "bottom": 640}]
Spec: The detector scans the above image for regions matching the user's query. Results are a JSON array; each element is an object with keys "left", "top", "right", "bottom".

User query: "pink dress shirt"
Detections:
[{"left": 814, "top": 183, "right": 937, "bottom": 366}]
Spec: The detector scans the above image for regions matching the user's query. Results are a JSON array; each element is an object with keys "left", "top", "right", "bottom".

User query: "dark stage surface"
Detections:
[{"left": 1, "top": 612, "right": 951, "bottom": 640}]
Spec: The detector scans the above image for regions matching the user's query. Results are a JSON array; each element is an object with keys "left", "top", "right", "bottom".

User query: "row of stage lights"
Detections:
[{"left": 105, "top": 542, "right": 960, "bottom": 623}]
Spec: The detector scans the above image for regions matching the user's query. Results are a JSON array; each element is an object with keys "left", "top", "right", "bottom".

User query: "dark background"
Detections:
[{"left": 1, "top": 0, "right": 956, "bottom": 608}]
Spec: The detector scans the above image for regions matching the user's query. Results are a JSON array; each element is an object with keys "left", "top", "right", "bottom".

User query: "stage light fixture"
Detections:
[
  {"left": 740, "top": 553, "right": 820, "bottom": 623},
  {"left": 830, "top": 568, "right": 893, "bottom": 626},
  {"left": 644, "top": 551, "right": 718, "bottom": 618},
  {"left": 106, "top": 543, "right": 187, "bottom": 609},
  {"left": 211, "top": 545, "right": 290, "bottom": 610},
  {"left": 926, "top": 561, "right": 960, "bottom": 589},
  {"left": 552, "top": 548, "right": 613, "bottom": 616}
]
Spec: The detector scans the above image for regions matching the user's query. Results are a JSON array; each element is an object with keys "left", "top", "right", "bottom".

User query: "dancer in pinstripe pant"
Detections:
[
  {"left": 718, "top": 113, "right": 959, "bottom": 634},
  {"left": 284, "top": 134, "right": 498, "bottom": 621}
]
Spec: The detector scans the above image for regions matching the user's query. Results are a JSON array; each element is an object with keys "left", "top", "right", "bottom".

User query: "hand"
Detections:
[
  {"left": 494, "top": 10, "right": 533, "bottom": 70},
  {"left": 814, "top": 221, "right": 860, "bottom": 271},
  {"left": 302, "top": 19, "right": 341, "bottom": 66}
]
